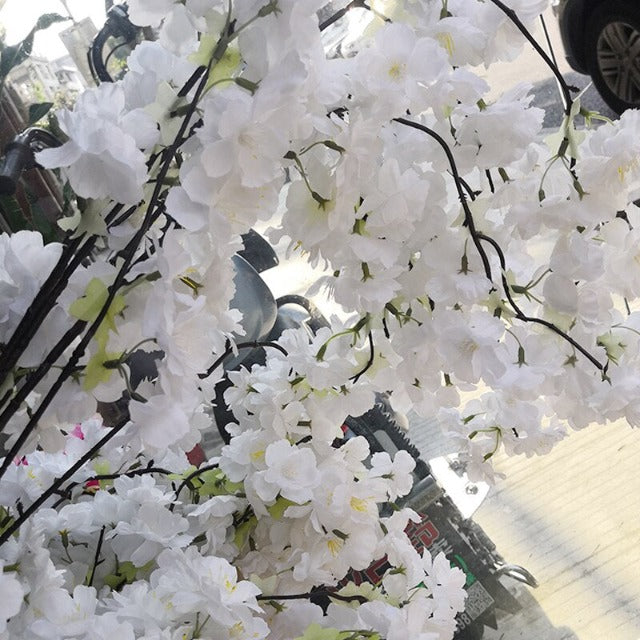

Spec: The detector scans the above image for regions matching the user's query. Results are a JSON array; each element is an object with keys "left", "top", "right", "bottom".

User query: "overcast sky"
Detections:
[{"left": 0, "top": 0, "right": 106, "bottom": 59}]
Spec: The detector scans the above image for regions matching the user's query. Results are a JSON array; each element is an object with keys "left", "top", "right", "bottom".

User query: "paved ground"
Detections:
[{"left": 409, "top": 415, "right": 640, "bottom": 640}]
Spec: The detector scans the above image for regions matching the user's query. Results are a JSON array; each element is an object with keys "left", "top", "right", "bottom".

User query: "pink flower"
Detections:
[{"left": 70, "top": 424, "right": 85, "bottom": 440}]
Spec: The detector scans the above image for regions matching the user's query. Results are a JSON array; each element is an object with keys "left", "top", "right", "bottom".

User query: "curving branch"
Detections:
[
  {"left": 394, "top": 117, "right": 605, "bottom": 372},
  {"left": 394, "top": 117, "right": 493, "bottom": 281},
  {"left": 170, "top": 463, "right": 222, "bottom": 510},
  {"left": 486, "top": 0, "right": 575, "bottom": 115},
  {"left": 349, "top": 331, "right": 375, "bottom": 383},
  {"left": 198, "top": 340, "right": 289, "bottom": 380},
  {"left": 257, "top": 588, "right": 369, "bottom": 605},
  {"left": 476, "top": 232, "right": 606, "bottom": 371},
  {"left": 52, "top": 466, "right": 174, "bottom": 507}
]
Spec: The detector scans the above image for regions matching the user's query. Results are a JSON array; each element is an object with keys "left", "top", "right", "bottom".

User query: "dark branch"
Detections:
[
  {"left": 486, "top": 0, "right": 574, "bottom": 115},
  {"left": 86, "top": 525, "right": 106, "bottom": 588},
  {"left": 198, "top": 341, "right": 288, "bottom": 380},
  {"left": 394, "top": 117, "right": 493, "bottom": 281},
  {"left": 257, "top": 588, "right": 369, "bottom": 605},
  {"left": 0, "top": 418, "right": 129, "bottom": 546},
  {"left": 477, "top": 232, "right": 605, "bottom": 371},
  {"left": 349, "top": 331, "right": 374, "bottom": 383},
  {"left": 170, "top": 463, "right": 221, "bottom": 510}
]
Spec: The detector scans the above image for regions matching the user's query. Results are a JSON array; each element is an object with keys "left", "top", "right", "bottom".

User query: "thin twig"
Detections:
[
  {"left": 486, "top": 0, "right": 574, "bottom": 115},
  {"left": 476, "top": 232, "right": 605, "bottom": 371},
  {"left": 394, "top": 117, "right": 493, "bottom": 281},
  {"left": 0, "top": 320, "right": 86, "bottom": 474},
  {"left": 170, "top": 463, "right": 221, "bottom": 510},
  {"left": 393, "top": 117, "right": 604, "bottom": 373},
  {"left": 198, "top": 341, "right": 288, "bottom": 380},
  {"left": 257, "top": 589, "right": 368, "bottom": 605},
  {"left": 0, "top": 29, "right": 225, "bottom": 481},
  {"left": 0, "top": 234, "right": 85, "bottom": 388},
  {"left": 86, "top": 525, "right": 106, "bottom": 587},
  {"left": 349, "top": 331, "right": 374, "bottom": 383},
  {"left": 0, "top": 418, "right": 129, "bottom": 546},
  {"left": 56, "top": 466, "right": 173, "bottom": 504}
]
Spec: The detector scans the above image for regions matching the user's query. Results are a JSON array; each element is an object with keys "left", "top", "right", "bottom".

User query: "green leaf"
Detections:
[
  {"left": 194, "top": 468, "right": 243, "bottom": 497},
  {"left": 83, "top": 349, "right": 123, "bottom": 391},
  {"left": 0, "top": 14, "right": 67, "bottom": 79},
  {"left": 28, "top": 102, "right": 53, "bottom": 125},
  {"left": 188, "top": 33, "right": 218, "bottom": 67},
  {"left": 206, "top": 44, "right": 242, "bottom": 91},
  {"left": 57, "top": 207, "right": 81, "bottom": 233},
  {"left": 103, "top": 561, "right": 138, "bottom": 591},
  {"left": 197, "top": 468, "right": 228, "bottom": 496},
  {"left": 68, "top": 198, "right": 108, "bottom": 238},
  {"left": 69, "top": 278, "right": 111, "bottom": 323},
  {"left": 266, "top": 496, "right": 298, "bottom": 520},
  {"left": 70, "top": 278, "right": 125, "bottom": 327},
  {"left": 69, "top": 278, "right": 126, "bottom": 352},
  {"left": 233, "top": 515, "right": 257, "bottom": 552}
]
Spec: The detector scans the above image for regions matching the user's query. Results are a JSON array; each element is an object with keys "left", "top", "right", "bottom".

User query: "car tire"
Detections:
[{"left": 585, "top": 0, "right": 640, "bottom": 114}]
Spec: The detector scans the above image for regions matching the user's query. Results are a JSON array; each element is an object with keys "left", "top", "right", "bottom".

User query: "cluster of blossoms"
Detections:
[
  {"left": 0, "top": 418, "right": 462, "bottom": 638},
  {"left": 1, "top": 0, "right": 640, "bottom": 637}
]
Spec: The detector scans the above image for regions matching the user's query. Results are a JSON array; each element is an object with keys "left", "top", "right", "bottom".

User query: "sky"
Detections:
[{"left": 0, "top": 0, "right": 107, "bottom": 59}]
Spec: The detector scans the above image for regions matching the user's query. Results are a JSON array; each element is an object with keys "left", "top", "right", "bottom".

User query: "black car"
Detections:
[{"left": 554, "top": 0, "right": 640, "bottom": 113}]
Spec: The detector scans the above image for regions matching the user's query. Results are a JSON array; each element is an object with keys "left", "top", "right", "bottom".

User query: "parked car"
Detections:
[{"left": 553, "top": 0, "right": 640, "bottom": 114}]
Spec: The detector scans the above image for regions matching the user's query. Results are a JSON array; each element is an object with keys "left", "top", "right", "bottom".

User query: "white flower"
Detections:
[
  {"left": 127, "top": 0, "right": 177, "bottom": 27},
  {"left": 29, "top": 585, "right": 98, "bottom": 639},
  {"left": 370, "top": 450, "right": 416, "bottom": 500},
  {"left": 78, "top": 613, "right": 136, "bottom": 640},
  {"left": 199, "top": 86, "right": 293, "bottom": 189},
  {"left": 152, "top": 547, "right": 267, "bottom": 634},
  {"left": 421, "top": 551, "right": 467, "bottom": 614},
  {"left": 108, "top": 502, "right": 192, "bottom": 566},
  {"left": 0, "top": 562, "right": 24, "bottom": 632},
  {"left": 434, "top": 310, "right": 508, "bottom": 384},
  {"left": 123, "top": 41, "right": 197, "bottom": 111},
  {"left": 37, "top": 83, "right": 158, "bottom": 204},
  {"left": 0, "top": 231, "right": 63, "bottom": 365},
  {"left": 129, "top": 393, "right": 193, "bottom": 451},
  {"left": 251, "top": 440, "right": 320, "bottom": 504},
  {"left": 356, "top": 22, "right": 449, "bottom": 118}
]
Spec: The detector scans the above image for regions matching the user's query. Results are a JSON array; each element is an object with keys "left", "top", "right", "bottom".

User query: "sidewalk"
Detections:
[{"left": 409, "top": 416, "right": 640, "bottom": 639}]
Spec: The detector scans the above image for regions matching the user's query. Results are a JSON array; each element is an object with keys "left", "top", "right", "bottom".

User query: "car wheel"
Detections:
[{"left": 585, "top": 0, "right": 640, "bottom": 114}]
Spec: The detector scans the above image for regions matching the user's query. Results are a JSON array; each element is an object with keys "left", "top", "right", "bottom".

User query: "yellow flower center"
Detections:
[
  {"left": 327, "top": 538, "right": 343, "bottom": 557},
  {"left": 437, "top": 32, "right": 455, "bottom": 56},
  {"left": 388, "top": 62, "right": 406, "bottom": 80},
  {"left": 350, "top": 496, "right": 369, "bottom": 513}
]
